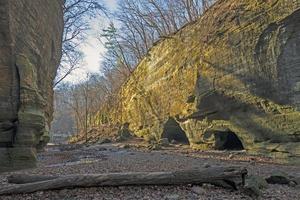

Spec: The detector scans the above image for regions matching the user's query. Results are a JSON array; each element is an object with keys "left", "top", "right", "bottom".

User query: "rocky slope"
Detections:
[
  {"left": 108, "top": 0, "right": 300, "bottom": 163},
  {"left": 0, "top": 0, "right": 63, "bottom": 172}
]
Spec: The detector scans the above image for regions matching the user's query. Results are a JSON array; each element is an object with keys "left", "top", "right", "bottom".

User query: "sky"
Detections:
[{"left": 63, "top": 0, "right": 118, "bottom": 83}]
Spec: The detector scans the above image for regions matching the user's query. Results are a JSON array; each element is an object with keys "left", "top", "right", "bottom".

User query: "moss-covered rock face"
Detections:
[
  {"left": 0, "top": 0, "right": 63, "bottom": 172},
  {"left": 109, "top": 0, "right": 300, "bottom": 163}
]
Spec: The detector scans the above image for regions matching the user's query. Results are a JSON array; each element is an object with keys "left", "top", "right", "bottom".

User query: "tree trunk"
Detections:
[{"left": 0, "top": 167, "right": 247, "bottom": 195}]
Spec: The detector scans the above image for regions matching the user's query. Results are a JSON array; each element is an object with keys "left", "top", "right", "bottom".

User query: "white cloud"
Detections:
[
  {"left": 104, "top": 0, "right": 118, "bottom": 10},
  {"left": 81, "top": 36, "right": 105, "bottom": 73},
  {"left": 63, "top": 0, "right": 118, "bottom": 83},
  {"left": 63, "top": 29, "right": 106, "bottom": 83}
]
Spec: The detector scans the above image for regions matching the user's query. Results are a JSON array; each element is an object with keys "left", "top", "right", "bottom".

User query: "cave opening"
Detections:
[
  {"left": 162, "top": 117, "right": 189, "bottom": 144},
  {"left": 214, "top": 131, "right": 244, "bottom": 150}
]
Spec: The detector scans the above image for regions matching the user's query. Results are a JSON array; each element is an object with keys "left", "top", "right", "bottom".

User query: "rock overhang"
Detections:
[{"left": 107, "top": 0, "right": 300, "bottom": 164}]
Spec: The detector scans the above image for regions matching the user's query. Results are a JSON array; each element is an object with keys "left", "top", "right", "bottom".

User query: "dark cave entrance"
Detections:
[
  {"left": 162, "top": 117, "right": 189, "bottom": 144},
  {"left": 214, "top": 131, "right": 244, "bottom": 150}
]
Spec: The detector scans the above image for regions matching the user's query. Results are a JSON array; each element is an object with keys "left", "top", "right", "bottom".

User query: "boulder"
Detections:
[
  {"left": 0, "top": 0, "right": 63, "bottom": 172},
  {"left": 244, "top": 175, "right": 268, "bottom": 197},
  {"left": 98, "top": 138, "right": 112, "bottom": 144},
  {"left": 116, "top": 123, "right": 133, "bottom": 142},
  {"left": 107, "top": 0, "right": 300, "bottom": 163},
  {"left": 159, "top": 138, "right": 170, "bottom": 146},
  {"left": 266, "top": 174, "right": 290, "bottom": 185}
]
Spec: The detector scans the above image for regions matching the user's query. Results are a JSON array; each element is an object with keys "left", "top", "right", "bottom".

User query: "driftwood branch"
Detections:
[{"left": 1, "top": 167, "right": 247, "bottom": 195}]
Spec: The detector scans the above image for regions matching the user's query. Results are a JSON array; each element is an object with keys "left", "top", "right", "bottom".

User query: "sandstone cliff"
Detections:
[
  {"left": 0, "top": 0, "right": 63, "bottom": 172},
  {"left": 109, "top": 0, "right": 300, "bottom": 163}
]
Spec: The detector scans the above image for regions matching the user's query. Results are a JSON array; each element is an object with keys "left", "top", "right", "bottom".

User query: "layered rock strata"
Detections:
[
  {"left": 0, "top": 0, "right": 63, "bottom": 172},
  {"left": 109, "top": 0, "right": 300, "bottom": 163}
]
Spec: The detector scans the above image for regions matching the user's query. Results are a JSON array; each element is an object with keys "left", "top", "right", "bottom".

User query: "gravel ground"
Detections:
[{"left": 0, "top": 142, "right": 299, "bottom": 200}]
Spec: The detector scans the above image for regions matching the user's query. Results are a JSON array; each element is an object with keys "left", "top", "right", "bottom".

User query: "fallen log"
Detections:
[
  {"left": 8, "top": 174, "right": 59, "bottom": 184},
  {"left": 1, "top": 167, "right": 247, "bottom": 195}
]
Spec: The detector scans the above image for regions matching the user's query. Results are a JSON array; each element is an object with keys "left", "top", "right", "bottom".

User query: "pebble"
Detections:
[
  {"left": 203, "top": 163, "right": 211, "bottom": 168},
  {"left": 288, "top": 181, "right": 297, "bottom": 187},
  {"left": 1, "top": 143, "right": 299, "bottom": 200},
  {"left": 191, "top": 186, "right": 206, "bottom": 195},
  {"left": 164, "top": 194, "right": 180, "bottom": 200}
]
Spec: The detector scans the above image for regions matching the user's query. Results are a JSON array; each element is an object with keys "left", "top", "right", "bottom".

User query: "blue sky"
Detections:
[{"left": 64, "top": 0, "right": 118, "bottom": 83}]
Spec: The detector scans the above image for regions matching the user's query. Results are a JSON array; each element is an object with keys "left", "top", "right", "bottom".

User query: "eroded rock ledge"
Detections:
[
  {"left": 108, "top": 0, "right": 300, "bottom": 163},
  {"left": 0, "top": 0, "right": 63, "bottom": 172}
]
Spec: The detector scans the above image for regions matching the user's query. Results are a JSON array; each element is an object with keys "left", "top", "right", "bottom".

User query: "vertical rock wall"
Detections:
[
  {"left": 0, "top": 0, "right": 63, "bottom": 172},
  {"left": 109, "top": 0, "right": 300, "bottom": 163}
]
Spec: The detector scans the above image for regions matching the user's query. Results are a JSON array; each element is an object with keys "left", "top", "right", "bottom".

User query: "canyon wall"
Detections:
[
  {"left": 0, "top": 0, "right": 63, "bottom": 172},
  {"left": 110, "top": 0, "right": 300, "bottom": 163}
]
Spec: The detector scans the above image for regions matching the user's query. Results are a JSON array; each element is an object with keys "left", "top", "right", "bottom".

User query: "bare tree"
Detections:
[
  {"left": 51, "top": 0, "right": 218, "bottom": 141},
  {"left": 110, "top": 0, "right": 216, "bottom": 71},
  {"left": 54, "top": 0, "right": 106, "bottom": 87},
  {"left": 89, "top": 0, "right": 217, "bottom": 126}
]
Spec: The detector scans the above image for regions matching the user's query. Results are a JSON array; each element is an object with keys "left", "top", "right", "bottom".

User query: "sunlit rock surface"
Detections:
[
  {"left": 0, "top": 0, "right": 63, "bottom": 172},
  {"left": 109, "top": 0, "right": 300, "bottom": 163}
]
